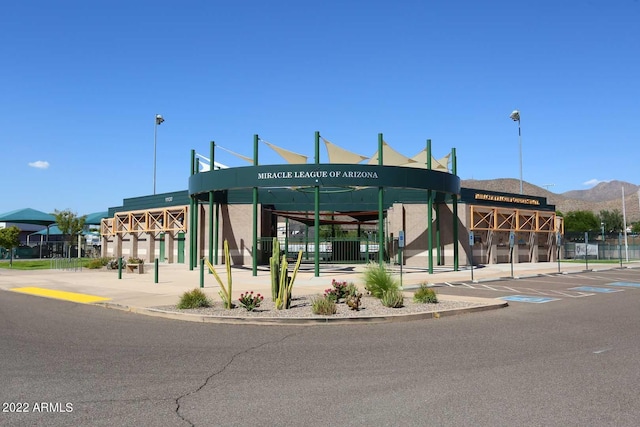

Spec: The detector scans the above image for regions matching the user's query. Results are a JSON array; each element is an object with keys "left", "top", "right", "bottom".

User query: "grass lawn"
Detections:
[{"left": 0, "top": 258, "right": 93, "bottom": 270}]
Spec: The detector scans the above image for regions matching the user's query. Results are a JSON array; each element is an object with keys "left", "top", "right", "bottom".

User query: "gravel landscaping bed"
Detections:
[{"left": 153, "top": 294, "right": 484, "bottom": 318}]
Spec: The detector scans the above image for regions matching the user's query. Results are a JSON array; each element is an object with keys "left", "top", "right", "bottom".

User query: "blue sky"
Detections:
[{"left": 1, "top": 0, "right": 639, "bottom": 216}]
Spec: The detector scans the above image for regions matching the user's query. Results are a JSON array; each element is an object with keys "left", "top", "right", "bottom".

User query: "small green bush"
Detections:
[
  {"left": 177, "top": 288, "right": 212, "bottom": 309},
  {"left": 363, "top": 262, "right": 399, "bottom": 298},
  {"left": 381, "top": 289, "right": 405, "bottom": 308},
  {"left": 345, "top": 282, "right": 359, "bottom": 297},
  {"left": 311, "top": 295, "right": 337, "bottom": 315},
  {"left": 413, "top": 284, "right": 438, "bottom": 304},
  {"left": 86, "top": 257, "right": 110, "bottom": 269}
]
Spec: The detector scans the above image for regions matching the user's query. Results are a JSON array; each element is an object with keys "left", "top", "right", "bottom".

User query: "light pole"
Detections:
[
  {"left": 153, "top": 114, "right": 164, "bottom": 195},
  {"left": 601, "top": 222, "right": 605, "bottom": 242},
  {"left": 510, "top": 109, "right": 523, "bottom": 194}
]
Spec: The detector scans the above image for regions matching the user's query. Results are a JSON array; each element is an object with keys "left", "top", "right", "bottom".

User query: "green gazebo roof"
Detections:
[{"left": 0, "top": 208, "right": 56, "bottom": 226}]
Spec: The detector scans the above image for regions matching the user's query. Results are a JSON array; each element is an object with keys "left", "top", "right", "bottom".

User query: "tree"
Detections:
[
  {"left": 54, "top": 209, "right": 87, "bottom": 257},
  {"left": 0, "top": 226, "right": 21, "bottom": 267},
  {"left": 597, "top": 209, "right": 624, "bottom": 233},
  {"left": 563, "top": 210, "right": 599, "bottom": 232},
  {"left": 632, "top": 222, "right": 640, "bottom": 234}
]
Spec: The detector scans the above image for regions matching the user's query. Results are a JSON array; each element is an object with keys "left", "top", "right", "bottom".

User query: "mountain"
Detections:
[
  {"left": 461, "top": 178, "right": 640, "bottom": 223},
  {"left": 561, "top": 181, "right": 639, "bottom": 202}
]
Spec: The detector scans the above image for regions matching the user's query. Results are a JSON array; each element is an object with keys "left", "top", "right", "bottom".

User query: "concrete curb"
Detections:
[{"left": 94, "top": 296, "right": 508, "bottom": 326}]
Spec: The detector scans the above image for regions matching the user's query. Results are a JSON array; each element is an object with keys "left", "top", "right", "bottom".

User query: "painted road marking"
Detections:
[
  {"left": 498, "top": 295, "right": 559, "bottom": 304},
  {"left": 10, "top": 287, "right": 111, "bottom": 304},
  {"left": 606, "top": 282, "right": 640, "bottom": 288},
  {"left": 441, "top": 282, "right": 591, "bottom": 297},
  {"left": 569, "top": 286, "right": 622, "bottom": 293}
]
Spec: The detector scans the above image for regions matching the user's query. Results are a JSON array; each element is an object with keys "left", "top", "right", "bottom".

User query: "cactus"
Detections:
[
  {"left": 275, "top": 255, "right": 288, "bottom": 310},
  {"left": 270, "top": 238, "right": 280, "bottom": 301},
  {"left": 269, "top": 237, "right": 303, "bottom": 310},
  {"left": 205, "top": 239, "right": 233, "bottom": 309}
]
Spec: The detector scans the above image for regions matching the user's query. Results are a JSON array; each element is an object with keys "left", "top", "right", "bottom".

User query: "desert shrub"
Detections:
[
  {"left": 238, "top": 291, "right": 264, "bottom": 311},
  {"left": 363, "top": 262, "right": 399, "bottom": 298},
  {"left": 413, "top": 284, "right": 438, "bottom": 304},
  {"left": 177, "top": 288, "right": 212, "bottom": 309},
  {"left": 311, "top": 295, "right": 337, "bottom": 315},
  {"left": 345, "top": 292, "right": 363, "bottom": 311},
  {"left": 381, "top": 289, "right": 405, "bottom": 308},
  {"left": 86, "top": 257, "right": 110, "bottom": 269},
  {"left": 105, "top": 258, "right": 123, "bottom": 269},
  {"left": 345, "top": 282, "right": 359, "bottom": 297},
  {"left": 324, "top": 279, "right": 349, "bottom": 302}
]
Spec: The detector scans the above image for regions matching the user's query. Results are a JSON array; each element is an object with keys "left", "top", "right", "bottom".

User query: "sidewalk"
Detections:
[{"left": 0, "top": 261, "right": 624, "bottom": 311}]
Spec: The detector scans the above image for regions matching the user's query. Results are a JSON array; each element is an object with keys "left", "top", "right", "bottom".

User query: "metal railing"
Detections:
[
  {"left": 258, "top": 236, "right": 381, "bottom": 264},
  {"left": 563, "top": 242, "right": 640, "bottom": 261},
  {"left": 50, "top": 256, "right": 83, "bottom": 271}
]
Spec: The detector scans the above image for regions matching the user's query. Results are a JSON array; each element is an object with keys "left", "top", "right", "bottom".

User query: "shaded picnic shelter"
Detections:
[{"left": 0, "top": 208, "right": 56, "bottom": 226}]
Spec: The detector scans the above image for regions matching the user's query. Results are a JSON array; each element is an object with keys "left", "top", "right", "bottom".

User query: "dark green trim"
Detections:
[{"left": 189, "top": 164, "right": 460, "bottom": 196}]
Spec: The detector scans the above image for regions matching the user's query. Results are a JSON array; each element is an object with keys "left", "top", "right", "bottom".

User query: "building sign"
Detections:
[
  {"left": 257, "top": 170, "right": 379, "bottom": 180},
  {"left": 474, "top": 193, "right": 540, "bottom": 206},
  {"left": 189, "top": 163, "right": 461, "bottom": 195}
]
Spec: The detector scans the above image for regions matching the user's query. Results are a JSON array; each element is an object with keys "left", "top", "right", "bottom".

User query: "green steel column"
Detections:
[
  {"left": 452, "top": 147, "right": 459, "bottom": 271},
  {"left": 189, "top": 150, "right": 196, "bottom": 270},
  {"left": 427, "top": 139, "right": 433, "bottom": 274},
  {"left": 214, "top": 201, "right": 219, "bottom": 264},
  {"left": 252, "top": 134, "right": 259, "bottom": 276},
  {"left": 193, "top": 158, "right": 200, "bottom": 270},
  {"left": 199, "top": 258, "right": 204, "bottom": 288},
  {"left": 378, "top": 133, "right": 384, "bottom": 265},
  {"left": 208, "top": 141, "right": 215, "bottom": 268},
  {"left": 435, "top": 205, "right": 441, "bottom": 265},
  {"left": 189, "top": 197, "right": 194, "bottom": 270},
  {"left": 432, "top": 137, "right": 441, "bottom": 265},
  {"left": 154, "top": 258, "right": 159, "bottom": 283},
  {"left": 314, "top": 131, "right": 320, "bottom": 277},
  {"left": 304, "top": 223, "right": 309, "bottom": 260}
]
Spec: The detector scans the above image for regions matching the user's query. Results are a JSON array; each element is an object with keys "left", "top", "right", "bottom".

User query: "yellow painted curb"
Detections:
[{"left": 10, "top": 287, "right": 111, "bottom": 304}]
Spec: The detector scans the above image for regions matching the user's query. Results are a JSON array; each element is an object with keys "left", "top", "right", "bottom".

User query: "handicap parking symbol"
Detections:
[
  {"left": 498, "top": 295, "right": 559, "bottom": 304},
  {"left": 569, "top": 286, "right": 622, "bottom": 293},
  {"left": 605, "top": 282, "right": 640, "bottom": 288}
]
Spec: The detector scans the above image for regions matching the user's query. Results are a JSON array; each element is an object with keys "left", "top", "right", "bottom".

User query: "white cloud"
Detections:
[
  {"left": 28, "top": 160, "right": 50, "bottom": 169},
  {"left": 582, "top": 178, "right": 609, "bottom": 187}
]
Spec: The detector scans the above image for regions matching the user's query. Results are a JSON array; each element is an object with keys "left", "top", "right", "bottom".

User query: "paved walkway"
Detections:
[{"left": 0, "top": 261, "right": 629, "bottom": 312}]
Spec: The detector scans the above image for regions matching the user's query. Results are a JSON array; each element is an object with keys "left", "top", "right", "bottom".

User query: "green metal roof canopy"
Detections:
[
  {"left": 84, "top": 211, "right": 108, "bottom": 225},
  {"left": 0, "top": 208, "right": 56, "bottom": 226}
]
